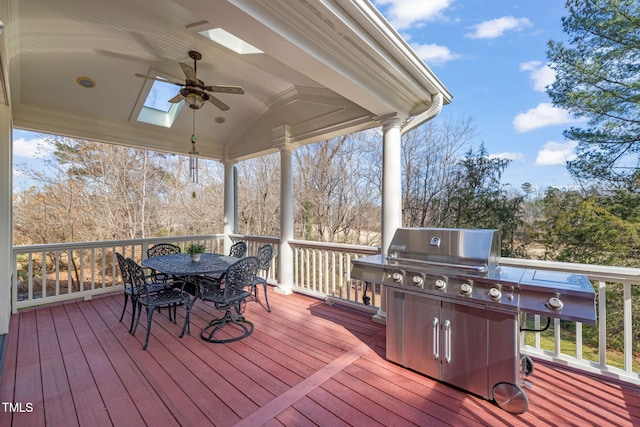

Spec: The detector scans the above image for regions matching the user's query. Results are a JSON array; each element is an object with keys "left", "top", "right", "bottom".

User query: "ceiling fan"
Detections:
[{"left": 135, "top": 50, "right": 244, "bottom": 111}]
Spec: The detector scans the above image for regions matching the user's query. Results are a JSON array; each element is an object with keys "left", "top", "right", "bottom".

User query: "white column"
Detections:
[
  {"left": 381, "top": 116, "right": 404, "bottom": 255},
  {"left": 373, "top": 115, "right": 404, "bottom": 325},
  {"left": 0, "top": 104, "right": 12, "bottom": 331},
  {"left": 274, "top": 125, "right": 294, "bottom": 294},
  {"left": 223, "top": 160, "right": 237, "bottom": 254}
]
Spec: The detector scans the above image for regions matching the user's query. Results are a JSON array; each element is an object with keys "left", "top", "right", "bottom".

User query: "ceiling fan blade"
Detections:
[
  {"left": 204, "top": 85, "right": 245, "bottom": 95},
  {"left": 168, "top": 93, "right": 185, "bottom": 103},
  {"left": 179, "top": 62, "right": 197, "bottom": 81},
  {"left": 134, "top": 73, "right": 183, "bottom": 86},
  {"left": 208, "top": 95, "right": 230, "bottom": 111}
]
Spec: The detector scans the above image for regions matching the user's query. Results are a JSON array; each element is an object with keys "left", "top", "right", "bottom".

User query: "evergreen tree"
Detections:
[
  {"left": 444, "top": 145, "right": 525, "bottom": 258},
  {"left": 547, "top": 0, "right": 640, "bottom": 184}
]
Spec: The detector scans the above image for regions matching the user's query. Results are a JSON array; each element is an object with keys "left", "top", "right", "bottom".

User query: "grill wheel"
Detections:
[{"left": 493, "top": 382, "right": 529, "bottom": 414}]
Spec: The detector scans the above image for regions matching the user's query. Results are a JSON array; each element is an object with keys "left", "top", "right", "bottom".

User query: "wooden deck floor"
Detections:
[{"left": 1, "top": 289, "right": 639, "bottom": 426}]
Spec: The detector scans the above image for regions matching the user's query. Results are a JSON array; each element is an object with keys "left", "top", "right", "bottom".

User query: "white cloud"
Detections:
[
  {"left": 512, "top": 103, "right": 578, "bottom": 133},
  {"left": 411, "top": 43, "right": 460, "bottom": 66},
  {"left": 489, "top": 151, "right": 525, "bottom": 162},
  {"left": 535, "top": 140, "right": 578, "bottom": 166},
  {"left": 13, "top": 138, "right": 53, "bottom": 159},
  {"left": 13, "top": 136, "right": 53, "bottom": 159},
  {"left": 374, "top": 0, "right": 453, "bottom": 30},
  {"left": 466, "top": 16, "right": 532, "bottom": 39},
  {"left": 520, "top": 61, "right": 555, "bottom": 92}
]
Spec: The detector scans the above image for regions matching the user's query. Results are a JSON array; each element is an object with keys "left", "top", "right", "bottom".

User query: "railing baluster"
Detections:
[
  {"left": 624, "top": 282, "right": 632, "bottom": 372},
  {"left": 28, "top": 252, "right": 34, "bottom": 302},
  {"left": 55, "top": 250, "right": 60, "bottom": 297},
  {"left": 576, "top": 322, "right": 583, "bottom": 361},
  {"left": 598, "top": 280, "right": 607, "bottom": 370},
  {"left": 554, "top": 318, "right": 561, "bottom": 357}
]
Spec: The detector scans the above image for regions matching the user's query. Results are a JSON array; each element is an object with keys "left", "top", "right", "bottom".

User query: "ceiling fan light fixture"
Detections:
[{"left": 185, "top": 92, "right": 204, "bottom": 109}]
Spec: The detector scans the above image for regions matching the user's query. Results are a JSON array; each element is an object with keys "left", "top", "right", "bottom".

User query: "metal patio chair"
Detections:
[
  {"left": 116, "top": 252, "right": 138, "bottom": 333},
  {"left": 147, "top": 243, "right": 181, "bottom": 283},
  {"left": 247, "top": 244, "right": 273, "bottom": 312},
  {"left": 117, "top": 252, "right": 170, "bottom": 333},
  {"left": 201, "top": 241, "right": 247, "bottom": 287},
  {"left": 228, "top": 241, "right": 247, "bottom": 258},
  {"left": 127, "top": 258, "right": 192, "bottom": 350},
  {"left": 199, "top": 256, "right": 258, "bottom": 343}
]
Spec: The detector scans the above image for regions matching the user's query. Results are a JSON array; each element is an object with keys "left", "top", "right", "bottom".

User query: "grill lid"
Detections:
[{"left": 387, "top": 228, "right": 500, "bottom": 275}]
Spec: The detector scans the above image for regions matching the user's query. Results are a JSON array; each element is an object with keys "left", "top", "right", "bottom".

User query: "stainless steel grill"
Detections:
[{"left": 351, "top": 227, "right": 597, "bottom": 414}]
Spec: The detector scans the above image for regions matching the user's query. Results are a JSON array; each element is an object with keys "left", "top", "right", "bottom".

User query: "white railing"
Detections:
[
  {"left": 289, "top": 239, "right": 381, "bottom": 312},
  {"left": 11, "top": 235, "right": 225, "bottom": 312},
  {"left": 11, "top": 235, "right": 640, "bottom": 385}
]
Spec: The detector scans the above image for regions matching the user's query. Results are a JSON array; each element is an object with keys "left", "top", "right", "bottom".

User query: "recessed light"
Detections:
[
  {"left": 214, "top": 116, "right": 226, "bottom": 124},
  {"left": 76, "top": 77, "right": 97, "bottom": 88}
]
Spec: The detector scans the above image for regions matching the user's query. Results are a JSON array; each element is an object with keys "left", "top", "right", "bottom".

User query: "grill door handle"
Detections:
[
  {"left": 432, "top": 317, "right": 439, "bottom": 360},
  {"left": 443, "top": 320, "right": 451, "bottom": 364}
]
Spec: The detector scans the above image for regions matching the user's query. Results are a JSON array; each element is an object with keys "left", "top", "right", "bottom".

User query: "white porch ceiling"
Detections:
[{"left": 0, "top": 0, "right": 451, "bottom": 162}]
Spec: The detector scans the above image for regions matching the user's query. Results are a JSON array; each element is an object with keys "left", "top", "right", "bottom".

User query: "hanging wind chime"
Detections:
[{"left": 189, "top": 109, "right": 199, "bottom": 183}]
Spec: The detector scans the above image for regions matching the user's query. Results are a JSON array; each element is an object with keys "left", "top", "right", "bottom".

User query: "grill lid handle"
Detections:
[{"left": 387, "top": 256, "right": 488, "bottom": 273}]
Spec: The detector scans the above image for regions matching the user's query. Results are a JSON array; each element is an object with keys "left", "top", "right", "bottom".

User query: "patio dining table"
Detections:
[{"left": 141, "top": 253, "right": 238, "bottom": 307}]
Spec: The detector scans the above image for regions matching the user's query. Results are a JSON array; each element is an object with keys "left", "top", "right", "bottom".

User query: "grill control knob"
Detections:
[
  {"left": 412, "top": 276, "right": 424, "bottom": 287},
  {"left": 488, "top": 287, "right": 502, "bottom": 300},
  {"left": 435, "top": 279, "right": 446, "bottom": 290},
  {"left": 392, "top": 273, "right": 403, "bottom": 283},
  {"left": 546, "top": 297, "right": 564, "bottom": 311},
  {"left": 460, "top": 283, "right": 472, "bottom": 296}
]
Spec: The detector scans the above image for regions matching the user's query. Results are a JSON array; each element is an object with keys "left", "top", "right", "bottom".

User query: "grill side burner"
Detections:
[{"left": 351, "top": 227, "right": 597, "bottom": 414}]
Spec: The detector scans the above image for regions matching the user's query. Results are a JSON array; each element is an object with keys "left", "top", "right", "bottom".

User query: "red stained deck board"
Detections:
[
  {"left": 2, "top": 290, "right": 640, "bottom": 427},
  {"left": 36, "top": 307, "right": 79, "bottom": 427},
  {"left": 0, "top": 308, "right": 21, "bottom": 427},
  {"left": 305, "top": 385, "right": 385, "bottom": 427},
  {"left": 11, "top": 310, "right": 45, "bottom": 427},
  {"left": 49, "top": 304, "right": 114, "bottom": 427},
  {"left": 63, "top": 302, "right": 148, "bottom": 426}
]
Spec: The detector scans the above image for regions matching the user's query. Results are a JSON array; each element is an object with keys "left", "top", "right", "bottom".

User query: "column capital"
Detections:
[
  {"left": 273, "top": 124, "right": 298, "bottom": 152},
  {"left": 278, "top": 143, "right": 298, "bottom": 153},
  {"left": 375, "top": 112, "right": 407, "bottom": 129}
]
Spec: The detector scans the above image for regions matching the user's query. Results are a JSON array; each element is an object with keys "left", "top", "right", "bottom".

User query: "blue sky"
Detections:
[
  {"left": 373, "top": 0, "right": 581, "bottom": 190},
  {"left": 13, "top": 1, "right": 578, "bottom": 191}
]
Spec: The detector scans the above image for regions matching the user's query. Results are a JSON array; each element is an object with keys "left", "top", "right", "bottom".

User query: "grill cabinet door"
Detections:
[
  {"left": 402, "top": 291, "right": 441, "bottom": 379},
  {"left": 440, "top": 301, "right": 489, "bottom": 398}
]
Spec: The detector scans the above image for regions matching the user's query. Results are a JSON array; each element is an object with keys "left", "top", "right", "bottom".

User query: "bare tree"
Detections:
[
  {"left": 13, "top": 136, "right": 225, "bottom": 243},
  {"left": 294, "top": 133, "right": 380, "bottom": 244},
  {"left": 236, "top": 154, "right": 281, "bottom": 236},
  {"left": 402, "top": 115, "right": 476, "bottom": 227}
]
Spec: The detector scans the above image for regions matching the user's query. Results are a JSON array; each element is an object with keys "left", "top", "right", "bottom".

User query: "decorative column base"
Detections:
[{"left": 274, "top": 285, "right": 294, "bottom": 296}]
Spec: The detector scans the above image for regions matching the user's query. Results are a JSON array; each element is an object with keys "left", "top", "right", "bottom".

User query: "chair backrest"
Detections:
[
  {"left": 224, "top": 256, "right": 259, "bottom": 299},
  {"left": 115, "top": 252, "right": 132, "bottom": 289},
  {"left": 229, "top": 241, "right": 247, "bottom": 258},
  {"left": 147, "top": 243, "right": 181, "bottom": 258},
  {"left": 125, "top": 258, "right": 150, "bottom": 297},
  {"left": 255, "top": 244, "right": 273, "bottom": 274}
]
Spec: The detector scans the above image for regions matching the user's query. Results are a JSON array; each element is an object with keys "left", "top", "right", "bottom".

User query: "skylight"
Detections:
[
  {"left": 198, "top": 28, "right": 263, "bottom": 54},
  {"left": 137, "top": 79, "right": 183, "bottom": 127}
]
